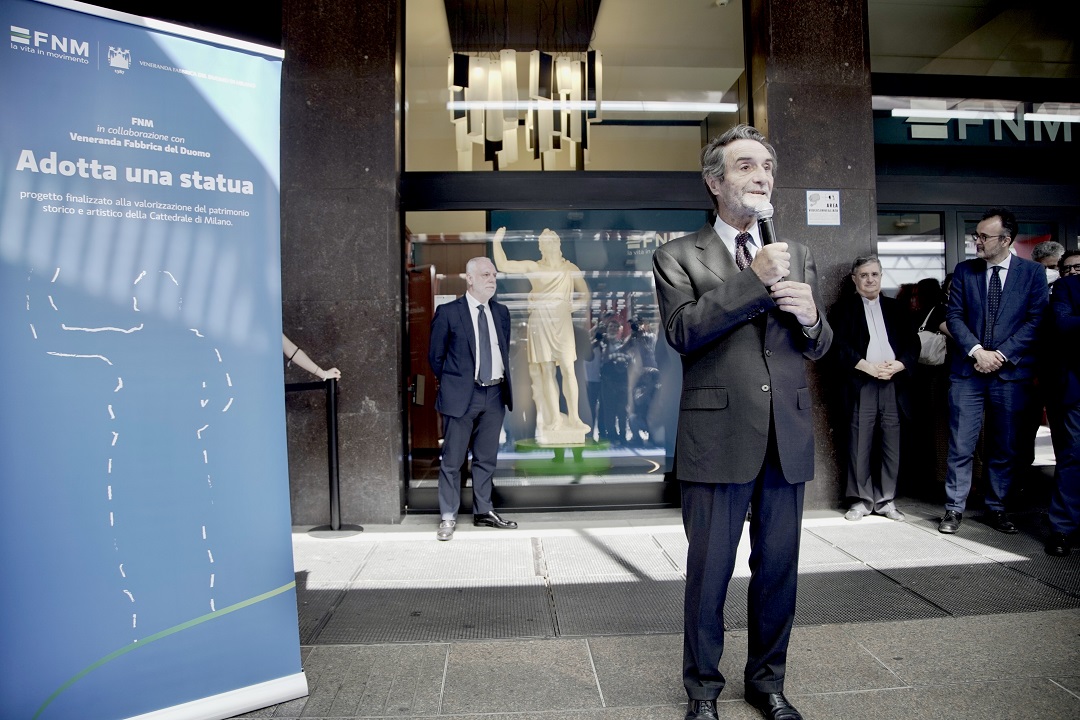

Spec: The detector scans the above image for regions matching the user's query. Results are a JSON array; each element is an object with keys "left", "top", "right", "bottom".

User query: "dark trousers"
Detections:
[
  {"left": 945, "top": 374, "right": 1032, "bottom": 513},
  {"left": 1047, "top": 402, "right": 1080, "bottom": 535},
  {"left": 847, "top": 381, "right": 901, "bottom": 511},
  {"left": 437, "top": 384, "right": 504, "bottom": 519},
  {"left": 681, "top": 434, "right": 804, "bottom": 700}
]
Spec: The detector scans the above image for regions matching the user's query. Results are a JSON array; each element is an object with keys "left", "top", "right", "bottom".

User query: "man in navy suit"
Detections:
[
  {"left": 653, "top": 124, "right": 832, "bottom": 720},
  {"left": 939, "top": 208, "right": 1048, "bottom": 535},
  {"left": 428, "top": 254, "right": 517, "bottom": 541},
  {"left": 1044, "top": 273, "right": 1080, "bottom": 556}
]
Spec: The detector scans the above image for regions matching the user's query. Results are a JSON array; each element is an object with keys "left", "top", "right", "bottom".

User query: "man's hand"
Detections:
[
  {"left": 856, "top": 359, "right": 904, "bottom": 380},
  {"left": 751, "top": 242, "right": 790, "bottom": 286},
  {"left": 877, "top": 360, "right": 905, "bottom": 380},
  {"left": 856, "top": 359, "right": 879, "bottom": 378},
  {"left": 769, "top": 279, "right": 819, "bottom": 327},
  {"left": 973, "top": 348, "right": 1003, "bottom": 373}
]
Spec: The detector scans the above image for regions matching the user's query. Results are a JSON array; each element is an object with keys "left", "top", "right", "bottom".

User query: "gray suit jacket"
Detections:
[{"left": 652, "top": 224, "right": 833, "bottom": 484}]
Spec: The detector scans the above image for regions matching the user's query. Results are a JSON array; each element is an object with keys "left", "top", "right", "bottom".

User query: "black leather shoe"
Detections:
[
  {"left": 473, "top": 510, "right": 517, "bottom": 529},
  {"left": 985, "top": 510, "right": 1018, "bottom": 534},
  {"left": 1045, "top": 531, "right": 1070, "bottom": 557},
  {"left": 684, "top": 699, "right": 718, "bottom": 720},
  {"left": 745, "top": 689, "right": 802, "bottom": 720},
  {"left": 938, "top": 510, "right": 962, "bottom": 534}
]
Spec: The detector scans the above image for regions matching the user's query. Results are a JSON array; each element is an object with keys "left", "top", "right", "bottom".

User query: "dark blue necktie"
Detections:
[
  {"left": 734, "top": 232, "right": 752, "bottom": 271},
  {"left": 477, "top": 305, "right": 492, "bottom": 383},
  {"left": 983, "top": 266, "right": 1002, "bottom": 348}
]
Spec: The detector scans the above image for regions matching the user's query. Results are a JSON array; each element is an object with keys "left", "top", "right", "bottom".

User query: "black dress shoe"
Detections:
[
  {"left": 473, "top": 510, "right": 517, "bottom": 529},
  {"left": 1045, "top": 531, "right": 1070, "bottom": 557},
  {"left": 938, "top": 510, "right": 962, "bottom": 534},
  {"left": 985, "top": 510, "right": 1018, "bottom": 534},
  {"left": 745, "top": 689, "right": 803, "bottom": 720},
  {"left": 684, "top": 699, "right": 718, "bottom": 720}
]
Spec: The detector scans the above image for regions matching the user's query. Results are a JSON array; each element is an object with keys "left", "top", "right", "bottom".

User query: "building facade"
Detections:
[{"left": 270, "top": 0, "right": 1077, "bottom": 524}]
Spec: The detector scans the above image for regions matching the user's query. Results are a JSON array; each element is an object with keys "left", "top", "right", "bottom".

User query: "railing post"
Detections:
[
  {"left": 325, "top": 377, "right": 340, "bottom": 531},
  {"left": 284, "top": 378, "right": 361, "bottom": 535}
]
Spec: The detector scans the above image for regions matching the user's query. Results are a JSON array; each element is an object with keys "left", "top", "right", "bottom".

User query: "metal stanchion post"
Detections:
[
  {"left": 325, "top": 377, "right": 341, "bottom": 530},
  {"left": 286, "top": 378, "right": 362, "bottom": 537}
]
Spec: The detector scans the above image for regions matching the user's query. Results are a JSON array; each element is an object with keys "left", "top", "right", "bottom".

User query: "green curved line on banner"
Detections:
[{"left": 31, "top": 581, "right": 296, "bottom": 720}]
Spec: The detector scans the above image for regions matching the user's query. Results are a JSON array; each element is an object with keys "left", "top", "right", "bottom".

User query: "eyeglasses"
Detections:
[
  {"left": 1062, "top": 263, "right": 1080, "bottom": 274},
  {"left": 970, "top": 233, "right": 1008, "bottom": 243}
]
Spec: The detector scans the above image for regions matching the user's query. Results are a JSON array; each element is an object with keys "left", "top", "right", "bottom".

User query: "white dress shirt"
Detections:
[{"left": 861, "top": 295, "right": 895, "bottom": 364}]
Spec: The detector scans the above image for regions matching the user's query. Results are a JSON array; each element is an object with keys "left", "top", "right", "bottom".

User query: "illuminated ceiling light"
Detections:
[
  {"left": 1025, "top": 113, "right": 1080, "bottom": 123},
  {"left": 890, "top": 108, "right": 1015, "bottom": 121},
  {"left": 446, "top": 100, "right": 739, "bottom": 113}
]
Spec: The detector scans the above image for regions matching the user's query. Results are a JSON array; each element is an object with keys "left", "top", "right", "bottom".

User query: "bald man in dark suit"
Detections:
[
  {"left": 653, "top": 125, "right": 832, "bottom": 720},
  {"left": 429, "top": 255, "right": 517, "bottom": 541}
]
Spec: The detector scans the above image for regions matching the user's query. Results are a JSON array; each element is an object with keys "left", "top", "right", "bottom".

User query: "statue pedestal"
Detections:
[
  {"left": 512, "top": 438, "right": 611, "bottom": 475},
  {"left": 536, "top": 426, "right": 588, "bottom": 446}
]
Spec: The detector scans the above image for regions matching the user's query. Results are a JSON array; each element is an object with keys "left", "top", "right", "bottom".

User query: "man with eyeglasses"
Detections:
[
  {"left": 1057, "top": 251, "right": 1080, "bottom": 285},
  {"left": 939, "top": 208, "right": 1048, "bottom": 535}
]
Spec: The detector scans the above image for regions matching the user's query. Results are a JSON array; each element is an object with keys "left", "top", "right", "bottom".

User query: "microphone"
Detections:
[{"left": 755, "top": 201, "right": 776, "bottom": 245}]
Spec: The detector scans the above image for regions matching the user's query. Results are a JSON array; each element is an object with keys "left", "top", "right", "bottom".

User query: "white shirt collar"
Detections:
[
  {"left": 465, "top": 292, "right": 487, "bottom": 312},
  {"left": 712, "top": 215, "right": 762, "bottom": 246}
]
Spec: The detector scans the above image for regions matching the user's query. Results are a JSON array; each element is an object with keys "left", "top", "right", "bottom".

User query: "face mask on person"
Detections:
[{"left": 1047, "top": 268, "right": 1060, "bottom": 284}]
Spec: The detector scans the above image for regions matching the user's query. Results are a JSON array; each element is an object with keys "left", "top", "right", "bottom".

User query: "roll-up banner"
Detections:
[{"left": 0, "top": 1, "right": 307, "bottom": 718}]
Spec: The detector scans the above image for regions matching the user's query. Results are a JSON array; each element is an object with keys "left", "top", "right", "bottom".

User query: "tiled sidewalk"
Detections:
[{"left": 238, "top": 502, "right": 1080, "bottom": 719}]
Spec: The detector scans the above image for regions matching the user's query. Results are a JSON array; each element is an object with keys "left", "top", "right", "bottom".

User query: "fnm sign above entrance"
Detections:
[{"left": 873, "top": 98, "right": 1077, "bottom": 147}]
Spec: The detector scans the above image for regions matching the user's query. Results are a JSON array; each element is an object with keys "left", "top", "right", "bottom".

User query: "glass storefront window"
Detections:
[
  {"left": 962, "top": 217, "right": 1058, "bottom": 263},
  {"left": 404, "top": 0, "right": 746, "bottom": 172},
  {"left": 875, "top": 211, "right": 945, "bottom": 296},
  {"left": 406, "top": 210, "right": 705, "bottom": 495}
]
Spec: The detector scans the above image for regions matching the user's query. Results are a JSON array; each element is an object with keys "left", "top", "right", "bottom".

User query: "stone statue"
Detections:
[{"left": 493, "top": 227, "right": 591, "bottom": 444}]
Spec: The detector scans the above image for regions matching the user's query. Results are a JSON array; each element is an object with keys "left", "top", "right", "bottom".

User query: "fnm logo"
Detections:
[{"left": 9, "top": 25, "right": 89, "bottom": 57}]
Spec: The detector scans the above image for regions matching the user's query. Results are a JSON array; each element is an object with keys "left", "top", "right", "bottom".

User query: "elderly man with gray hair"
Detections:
[
  {"left": 1032, "top": 240, "right": 1065, "bottom": 285},
  {"left": 828, "top": 256, "right": 920, "bottom": 522}
]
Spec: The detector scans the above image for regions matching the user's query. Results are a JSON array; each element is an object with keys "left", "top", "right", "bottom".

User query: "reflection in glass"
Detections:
[
  {"left": 492, "top": 228, "right": 591, "bottom": 443},
  {"left": 875, "top": 211, "right": 944, "bottom": 295},
  {"left": 408, "top": 220, "right": 700, "bottom": 491}
]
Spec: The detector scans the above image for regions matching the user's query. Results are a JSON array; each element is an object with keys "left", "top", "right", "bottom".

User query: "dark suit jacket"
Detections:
[
  {"left": 1048, "top": 274, "right": 1080, "bottom": 407},
  {"left": 946, "top": 256, "right": 1048, "bottom": 381},
  {"left": 827, "top": 292, "right": 920, "bottom": 419},
  {"left": 429, "top": 294, "right": 513, "bottom": 418},
  {"left": 652, "top": 224, "right": 833, "bottom": 485}
]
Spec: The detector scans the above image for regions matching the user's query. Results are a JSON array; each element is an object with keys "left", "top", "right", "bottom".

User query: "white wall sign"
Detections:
[{"left": 806, "top": 190, "right": 841, "bottom": 226}]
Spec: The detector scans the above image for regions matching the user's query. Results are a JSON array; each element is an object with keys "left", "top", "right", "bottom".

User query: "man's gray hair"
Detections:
[
  {"left": 465, "top": 257, "right": 489, "bottom": 276},
  {"left": 700, "top": 124, "right": 778, "bottom": 186},
  {"left": 1032, "top": 240, "right": 1065, "bottom": 263},
  {"left": 850, "top": 255, "right": 881, "bottom": 275}
]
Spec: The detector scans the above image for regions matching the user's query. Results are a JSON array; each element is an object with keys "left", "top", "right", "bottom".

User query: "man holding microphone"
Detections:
[{"left": 653, "top": 124, "right": 832, "bottom": 720}]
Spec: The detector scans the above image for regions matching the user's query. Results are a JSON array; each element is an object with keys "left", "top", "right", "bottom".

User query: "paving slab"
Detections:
[{"left": 439, "top": 638, "right": 603, "bottom": 715}]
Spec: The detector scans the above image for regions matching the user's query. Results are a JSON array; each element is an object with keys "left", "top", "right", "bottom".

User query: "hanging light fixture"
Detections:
[
  {"left": 443, "top": 0, "right": 605, "bottom": 170},
  {"left": 448, "top": 48, "right": 602, "bottom": 171}
]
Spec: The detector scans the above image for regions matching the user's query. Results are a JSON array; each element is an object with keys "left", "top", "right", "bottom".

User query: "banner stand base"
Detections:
[{"left": 308, "top": 524, "right": 364, "bottom": 539}]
